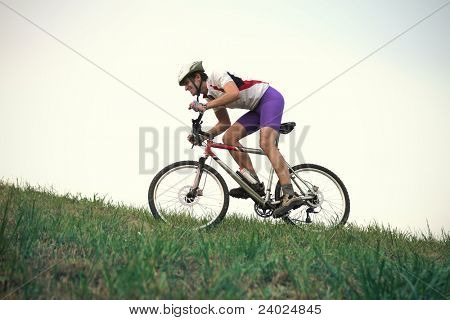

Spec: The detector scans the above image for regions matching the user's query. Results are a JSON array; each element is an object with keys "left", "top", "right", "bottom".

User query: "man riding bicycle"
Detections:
[{"left": 178, "top": 61, "right": 302, "bottom": 218}]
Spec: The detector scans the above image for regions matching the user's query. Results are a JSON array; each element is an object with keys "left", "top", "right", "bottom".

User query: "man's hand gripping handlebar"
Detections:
[{"left": 188, "top": 111, "right": 212, "bottom": 148}]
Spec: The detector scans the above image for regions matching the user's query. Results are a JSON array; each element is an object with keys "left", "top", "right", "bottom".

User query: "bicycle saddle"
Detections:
[{"left": 279, "top": 122, "right": 296, "bottom": 134}]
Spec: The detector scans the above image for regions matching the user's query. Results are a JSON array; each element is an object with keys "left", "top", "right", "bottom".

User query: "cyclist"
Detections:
[{"left": 178, "top": 61, "right": 302, "bottom": 218}]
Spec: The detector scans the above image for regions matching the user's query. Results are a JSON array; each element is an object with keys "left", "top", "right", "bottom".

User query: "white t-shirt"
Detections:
[{"left": 205, "top": 70, "right": 269, "bottom": 110}]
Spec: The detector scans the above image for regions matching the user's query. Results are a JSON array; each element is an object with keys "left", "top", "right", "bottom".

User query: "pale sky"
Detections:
[{"left": 1, "top": 0, "right": 449, "bottom": 236}]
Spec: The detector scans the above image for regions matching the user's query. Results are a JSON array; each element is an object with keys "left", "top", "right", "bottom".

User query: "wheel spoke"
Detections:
[
  {"left": 200, "top": 195, "right": 223, "bottom": 200},
  {"left": 157, "top": 178, "right": 190, "bottom": 195},
  {"left": 323, "top": 199, "right": 343, "bottom": 213},
  {"left": 157, "top": 198, "right": 180, "bottom": 206}
]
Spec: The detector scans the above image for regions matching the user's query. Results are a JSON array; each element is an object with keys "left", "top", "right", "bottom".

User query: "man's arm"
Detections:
[
  {"left": 205, "top": 81, "right": 240, "bottom": 110},
  {"left": 206, "top": 108, "right": 231, "bottom": 138}
]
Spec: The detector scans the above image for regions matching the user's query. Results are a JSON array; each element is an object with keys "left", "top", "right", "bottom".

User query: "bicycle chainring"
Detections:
[{"left": 254, "top": 203, "right": 273, "bottom": 218}]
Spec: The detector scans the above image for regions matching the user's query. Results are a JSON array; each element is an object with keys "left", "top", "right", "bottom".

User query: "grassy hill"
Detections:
[{"left": 0, "top": 181, "right": 448, "bottom": 299}]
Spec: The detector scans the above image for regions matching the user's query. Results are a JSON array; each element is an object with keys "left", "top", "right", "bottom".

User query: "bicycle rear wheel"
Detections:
[
  {"left": 275, "top": 164, "right": 350, "bottom": 227},
  {"left": 148, "top": 160, "right": 229, "bottom": 229}
]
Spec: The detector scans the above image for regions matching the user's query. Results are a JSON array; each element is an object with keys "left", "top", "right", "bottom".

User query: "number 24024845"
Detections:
[{"left": 258, "top": 304, "right": 321, "bottom": 315}]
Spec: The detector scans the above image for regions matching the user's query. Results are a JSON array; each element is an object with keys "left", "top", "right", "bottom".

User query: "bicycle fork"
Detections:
[{"left": 186, "top": 157, "right": 206, "bottom": 199}]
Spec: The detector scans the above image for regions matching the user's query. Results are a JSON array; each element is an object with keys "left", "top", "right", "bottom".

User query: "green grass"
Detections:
[{"left": 0, "top": 181, "right": 448, "bottom": 299}]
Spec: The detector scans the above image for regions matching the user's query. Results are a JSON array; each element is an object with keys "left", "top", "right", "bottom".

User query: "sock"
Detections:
[
  {"left": 240, "top": 168, "right": 261, "bottom": 184},
  {"left": 281, "top": 184, "right": 295, "bottom": 196},
  {"left": 248, "top": 170, "right": 261, "bottom": 184}
]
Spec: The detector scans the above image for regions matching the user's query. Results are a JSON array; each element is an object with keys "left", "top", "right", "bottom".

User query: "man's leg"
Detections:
[
  {"left": 222, "top": 122, "right": 256, "bottom": 173},
  {"left": 260, "top": 126, "right": 303, "bottom": 217},
  {"left": 223, "top": 121, "right": 265, "bottom": 199},
  {"left": 255, "top": 86, "right": 303, "bottom": 216},
  {"left": 259, "top": 127, "right": 290, "bottom": 185}
]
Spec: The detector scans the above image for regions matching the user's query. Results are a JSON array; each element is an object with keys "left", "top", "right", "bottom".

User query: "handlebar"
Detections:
[
  {"left": 191, "top": 111, "right": 209, "bottom": 147},
  {"left": 192, "top": 111, "right": 204, "bottom": 126}
]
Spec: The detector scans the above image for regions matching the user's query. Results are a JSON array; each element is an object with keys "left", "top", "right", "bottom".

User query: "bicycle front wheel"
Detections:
[
  {"left": 148, "top": 160, "right": 229, "bottom": 229},
  {"left": 275, "top": 164, "right": 350, "bottom": 227}
]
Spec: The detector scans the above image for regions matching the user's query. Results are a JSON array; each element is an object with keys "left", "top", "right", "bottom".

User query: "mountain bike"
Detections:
[{"left": 148, "top": 112, "right": 350, "bottom": 229}]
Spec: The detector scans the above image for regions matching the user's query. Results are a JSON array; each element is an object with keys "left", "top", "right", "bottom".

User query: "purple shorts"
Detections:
[{"left": 236, "top": 86, "right": 284, "bottom": 134}]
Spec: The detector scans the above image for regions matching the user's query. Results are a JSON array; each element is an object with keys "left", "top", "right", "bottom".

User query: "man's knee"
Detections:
[
  {"left": 223, "top": 128, "right": 244, "bottom": 145},
  {"left": 259, "top": 138, "right": 275, "bottom": 153},
  {"left": 222, "top": 133, "right": 237, "bottom": 145}
]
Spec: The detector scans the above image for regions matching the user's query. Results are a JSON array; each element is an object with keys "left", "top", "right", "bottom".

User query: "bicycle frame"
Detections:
[
  {"left": 191, "top": 139, "right": 316, "bottom": 210},
  {"left": 204, "top": 140, "right": 274, "bottom": 208}
]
